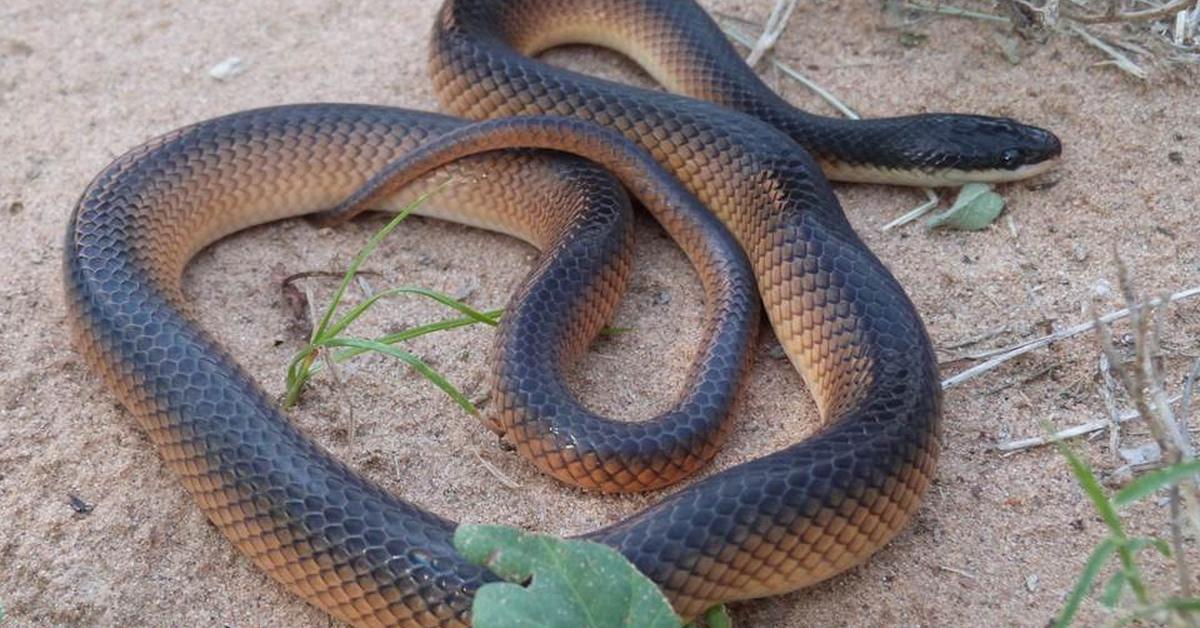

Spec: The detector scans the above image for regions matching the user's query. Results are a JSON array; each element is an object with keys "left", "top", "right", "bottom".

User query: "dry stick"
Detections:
[
  {"left": 1066, "top": 21, "right": 1150, "bottom": 78},
  {"left": 473, "top": 449, "right": 522, "bottom": 489},
  {"left": 717, "top": 20, "right": 859, "bottom": 118},
  {"left": 897, "top": 1, "right": 1011, "bottom": 23},
  {"left": 941, "top": 286, "right": 1200, "bottom": 389},
  {"left": 1099, "top": 260, "right": 1200, "bottom": 618},
  {"left": 938, "top": 564, "right": 979, "bottom": 579},
  {"left": 994, "top": 395, "right": 1183, "bottom": 452},
  {"left": 1182, "top": 357, "right": 1200, "bottom": 430},
  {"left": 744, "top": 0, "right": 800, "bottom": 68},
  {"left": 1099, "top": 352, "right": 1123, "bottom": 458},
  {"left": 1064, "top": 0, "right": 1193, "bottom": 24}
]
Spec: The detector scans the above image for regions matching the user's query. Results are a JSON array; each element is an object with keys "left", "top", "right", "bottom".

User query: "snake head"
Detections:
[
  {"left": 894, "top": 114, "right": 1062, "bottom": 184},
  {"left": 818, "top": 114, "right": 1062, "bottom": 187}
]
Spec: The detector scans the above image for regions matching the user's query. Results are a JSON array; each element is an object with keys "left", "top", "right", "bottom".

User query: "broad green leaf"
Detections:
[
  {"left": 454, "top": 525, "right": 679, "bottom": 628},
  {"left": 1113, "top": 460, "right": 1200, "bottom": 507},
  {"left": 926, "top": 183, "right": 1004, "bottom": 231},
  {"left": 704, "top": 605, "right": 732, "bottom": 628}
]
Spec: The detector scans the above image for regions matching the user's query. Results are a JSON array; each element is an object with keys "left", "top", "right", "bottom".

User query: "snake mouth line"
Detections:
[{"left": 819, "top": 157, "right": 1062, "bottom": 187}]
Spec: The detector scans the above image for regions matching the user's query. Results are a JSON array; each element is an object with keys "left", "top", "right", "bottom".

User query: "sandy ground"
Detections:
[{"left": 2, "top": 0, "right": 1198, "bottom": 625}]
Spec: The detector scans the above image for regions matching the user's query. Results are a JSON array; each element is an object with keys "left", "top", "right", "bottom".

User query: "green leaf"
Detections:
[
  {"left": 1100, "top": 570, "right": 1126, "bottom": 608},
  {"left": 454, "top": 525, "right": 680, "bottom": 628},
  {"left": 1055, "top": 539, "right": 1119, "bottom": 628},
  {"left": 1113, "top": 460, "right": 1200, "bottom": 507},
  {"left": 704, "top": 605, "right": 732, "bottom": 628},
  {"left": 926, "top": 183, "right": 1005, "bottom": 231}
]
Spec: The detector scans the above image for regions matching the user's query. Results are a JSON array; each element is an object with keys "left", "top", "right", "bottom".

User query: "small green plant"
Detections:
[
  {"left": 290, "top": 187, "right": 715, "bottom": 626},
  {"left": 283, "top": 187, "right": 501, "bottom": 412},
  {"left": 283, "top": 187, "right": 630, "bottom": 411},
  {"left": 1055, "top": 444, "right": 1200, "bottom": 626}
]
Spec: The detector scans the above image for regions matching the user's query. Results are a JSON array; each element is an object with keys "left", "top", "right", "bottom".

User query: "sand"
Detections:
[{"left": 2, "top": 0, "right": 1198, "bottom": 625}]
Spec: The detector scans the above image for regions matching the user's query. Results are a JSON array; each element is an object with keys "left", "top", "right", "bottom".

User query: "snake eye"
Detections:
[{"left": 1000, "top": 148, "right": 1021, "bottom": 168}]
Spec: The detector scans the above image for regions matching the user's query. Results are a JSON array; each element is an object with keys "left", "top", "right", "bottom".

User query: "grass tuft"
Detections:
[{"left": 282, "top": 184, "right": 501, "bottom": 413}]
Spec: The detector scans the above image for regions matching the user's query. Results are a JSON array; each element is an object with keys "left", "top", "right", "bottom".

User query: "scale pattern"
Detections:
[{"left": 68, "top": 0, "right": 1072, "bottom": 623}]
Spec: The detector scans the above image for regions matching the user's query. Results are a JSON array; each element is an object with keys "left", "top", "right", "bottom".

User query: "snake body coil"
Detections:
[{"left": 63, "top": 0, "right": 1061, "bottom": 625}]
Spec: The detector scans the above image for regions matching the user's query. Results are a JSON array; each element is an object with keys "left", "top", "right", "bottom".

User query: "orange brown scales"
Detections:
[
  {"left": 58, "top": 0, "right": 1071, "bottom": 624},
  {"left": 65, "top": 101, "right": 761, "bottom": 625}
]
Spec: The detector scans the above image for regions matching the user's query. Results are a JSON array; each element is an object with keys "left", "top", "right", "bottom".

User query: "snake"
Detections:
[{"left": 63, "top": 0, "right": 1062, "bottom": 625}]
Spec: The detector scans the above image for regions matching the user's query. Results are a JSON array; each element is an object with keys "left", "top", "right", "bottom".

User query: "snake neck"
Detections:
[{"left": 434, "top": 0, "right": 1059, "bottom": 188}]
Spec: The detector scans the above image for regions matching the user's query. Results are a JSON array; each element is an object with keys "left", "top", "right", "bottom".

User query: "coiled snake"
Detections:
[{"left": 63, "top": 0, "right": 1061, "bottom": 625}]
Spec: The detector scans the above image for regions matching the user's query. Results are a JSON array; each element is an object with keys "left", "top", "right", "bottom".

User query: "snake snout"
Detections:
[{"left": 954, "top": 115, "right": 1062, "bottom": 171}]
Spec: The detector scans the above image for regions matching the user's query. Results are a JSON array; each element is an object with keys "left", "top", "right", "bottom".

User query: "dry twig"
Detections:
[
  {"left": 744, "top": 0, "right": 800, "bottom": 67},
  {"left": 942, "top": 286, "right": 1200, "bottom": 389}
]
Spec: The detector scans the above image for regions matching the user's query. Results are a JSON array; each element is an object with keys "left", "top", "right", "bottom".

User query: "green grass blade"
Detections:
[
  {"left": 1100, "top": 570, "right": 1127, "bottom": 609},
  {"left": 283, "top": 346, "right": 322, "bottom": 407},
  {"left": 1125, "top": 536, "right": 1171, "bottom": 558},
  {"left": 323, "top": 337, "right": 478, "bottom": 415},
  {"left": 310, "top": 309, "right": 504, "bottom": 372},
  {"left": 1055, "top": 438, "right": 1149, "bottom": 606},
  {"left": 1055, "top": 538, "right": 1119, "bottom": 628},
  {"left": 310, "top": 185, "right": 445, "bottom": 344},
  {"left": 324, "top": 286, "right": 499, "bottom": 340},
  {"left": 1057, "top": 441, "right": 1125, "bottom": 536},
  {"left": 1113, "top": 460, "right": 1200, "bottom": 507}
]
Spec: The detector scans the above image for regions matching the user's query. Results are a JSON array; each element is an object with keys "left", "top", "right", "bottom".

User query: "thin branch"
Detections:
[
  {"left": 896, "top": 1, "right": 1012, "bottom": 23},
  {"left": 716, "top": 18, "right": 861, "bottom": 118},
  {"left": 745, "top": 0, "right": 800, "bottom": 67},
  {"left": 995, "top": 395, "right": 1182, "bottom": 452},
  {"left": 941, "top": 286, "right": 1200, "bottom": 389},
  {"left": 1067, "top": 21, "right": 1150, "bottom": 79},
  {"left": 1064, "top": 0, "right": 1192, "bottom": 24}
]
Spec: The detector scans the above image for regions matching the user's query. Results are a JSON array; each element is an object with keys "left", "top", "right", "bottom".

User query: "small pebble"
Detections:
[
  {"left": 68, "top": 494, "right": 94, "bottom": 515},
  {"left": 7, "top": 200, "right": 22, "bottom": 215},
  {"left": 208, "top": 56, "right": 245, "bottom": 80},
  {"left": 1025, "top": 574, "right": 1039, "bottom": 592},
  {"left": 454, "top": 277, "right": 479, "bottom": 301},
  {"left": 653, "top": 290, "right": 671, "bottom": 305},
  {"left": 1168, "top": 151, "right": 1184, "bottom": 165},
  {"left": 1071, "top": 242, "right": 1088, "bottom": 262},
  {"left": 766, "top": 343, "right": 787, "bottom": 360},
  {"left": 1119, "top": 441, "right": 1161, "bottom": 466}
]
